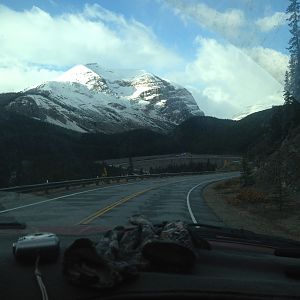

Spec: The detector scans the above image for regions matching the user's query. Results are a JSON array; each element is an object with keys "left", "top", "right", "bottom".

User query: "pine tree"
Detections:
[
  {"left": 285, "top": 0, "right": 300, "bottom": 103},
  {"left": 283, "top": 71, "right": 294, "bottom": 104}
]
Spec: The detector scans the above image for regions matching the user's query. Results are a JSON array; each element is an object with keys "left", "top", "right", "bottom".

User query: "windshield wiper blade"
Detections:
[
  {"left": 275, "top": 248, "right": 300, "bottom": 258},
  {"left": 0, "top": 216, "right": 26, "bottom": 229},
  {"left": 188, "top": 223, "right": 300, "bottom": 249}
]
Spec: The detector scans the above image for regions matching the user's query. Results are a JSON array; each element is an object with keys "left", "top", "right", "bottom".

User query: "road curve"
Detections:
[{"left": 0, "top": 172, "right": 239, "bottom": 230}]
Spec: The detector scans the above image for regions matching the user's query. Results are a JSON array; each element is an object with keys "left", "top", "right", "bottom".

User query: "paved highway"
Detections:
[{"left": 0, "top": 172, "right": 239, "bottom": 232}]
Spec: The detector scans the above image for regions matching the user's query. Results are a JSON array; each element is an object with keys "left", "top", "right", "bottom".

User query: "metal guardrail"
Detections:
[{"left": 0, "top": 171, "right": 231, "bottom": 194}]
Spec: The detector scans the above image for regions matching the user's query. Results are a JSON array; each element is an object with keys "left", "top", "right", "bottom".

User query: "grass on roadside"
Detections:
[{"left": 214, "top": 178, "right": 266, "bottom": 206}]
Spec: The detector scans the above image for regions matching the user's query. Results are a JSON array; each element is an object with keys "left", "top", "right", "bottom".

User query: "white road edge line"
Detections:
[
  {"left": 0, "top": 177, "right": 192, "bottom": 214},
  {"left": 186, "top": 180, "right": 214, "bottom": 224},
  {"left": 0, "top": 181, "right": 139, "bottom": 214},
  {"left": 1, "top": 173, "right": 237, "bottom": 216},
  {"left": 186, "top": 175, "right": 238, "bottom": 223},
  {"left": 186, "top": 177, "right": 232, "bottom": 224}
]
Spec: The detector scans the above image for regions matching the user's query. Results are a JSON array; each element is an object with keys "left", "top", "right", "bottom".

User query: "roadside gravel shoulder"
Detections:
[{"left": 203, "top": 182, "right": 300, "bottom": 241}]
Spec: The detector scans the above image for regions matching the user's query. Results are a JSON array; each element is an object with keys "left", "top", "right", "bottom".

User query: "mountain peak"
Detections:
[
  {"left": 84, "top": 63, "right": 152, "bottom": 81},
  {"left": 56, "top": 63, "right": 155, "bottom": 92},
  {"left": 56, "top": 64, "right": 99, "bottom": 87},
  {"left": 4, "top": 64, "right": 204, "bottom": 134}
]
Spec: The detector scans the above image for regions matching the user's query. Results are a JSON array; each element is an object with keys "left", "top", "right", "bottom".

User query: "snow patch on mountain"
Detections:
[{"left": 4, "top": 63, "right": 203, "bottom": 133}]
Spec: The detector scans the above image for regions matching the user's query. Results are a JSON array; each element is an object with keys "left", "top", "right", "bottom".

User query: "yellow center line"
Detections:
[
  {"left": 78, "top": 186, "right": 155, "bottom": 225},
  {"left": 77, "top": 178, "right": 191, "bottom": 225}
]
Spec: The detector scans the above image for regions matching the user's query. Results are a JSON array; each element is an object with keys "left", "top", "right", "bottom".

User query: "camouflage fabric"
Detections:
[
  {"left": 95, "top": 215, "right": 198, "bottom": 272},
  {"left": 63, "top": 215, "right": 197, "bottom": 289}
]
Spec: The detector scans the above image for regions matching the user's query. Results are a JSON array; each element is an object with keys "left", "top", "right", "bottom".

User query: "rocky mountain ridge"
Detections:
[{"left": 2, "top": 63, "right": 203, "bottom": 133}]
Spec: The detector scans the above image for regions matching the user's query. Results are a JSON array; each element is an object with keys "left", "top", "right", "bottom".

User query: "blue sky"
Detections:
[
  {"left": 1, "top": 0, "right": 289, "bottom": 57},
  {"left": 0, "top": 0, "right": 290, "bottom": 118}
]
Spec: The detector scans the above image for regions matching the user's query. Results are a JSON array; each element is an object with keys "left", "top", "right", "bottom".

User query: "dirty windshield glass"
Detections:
[{"left": 0, "top": 0, "right": 299, "bottom": 244}]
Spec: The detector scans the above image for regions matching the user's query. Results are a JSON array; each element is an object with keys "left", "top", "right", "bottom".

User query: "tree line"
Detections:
[
  {"left": 0, "top": 106, "right": 285, "bottom": 188},
  {"left": 284, "top": 0, "right": 300, "bottom": 105}
]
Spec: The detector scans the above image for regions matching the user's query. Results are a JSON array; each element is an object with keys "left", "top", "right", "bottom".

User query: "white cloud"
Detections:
[
  {"left": 165, "top": 0, "right": 245, "bottom": 40},
  {"left": 166, "top": 38, "right": 284, "bottom": 118},
  {"left": 243, "top": 47, "right": 288, "bottom": 84},
  {"left": 0, "top": 3, "right": 287, "bottom": 120},
  {"left": 255, "top": 12, "right": 286, "bottom": 32},
  {"left": 0, "top": 4, "right": 182, "bottom": 92},
  {"left": 0, "top": 65, "right": 62, "bottom": 92},
  {"left": 189, "top": 87, "right": 238, "bottom": 119},
  {"left": 165, "top": 1, "right": 288, "bottom": 50}
]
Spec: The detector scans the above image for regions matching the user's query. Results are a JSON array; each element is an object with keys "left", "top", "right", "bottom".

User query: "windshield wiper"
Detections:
[
  {"left": 0, "top": 216, "right": 26, "bottom": 229},
  {"left": 188, "top": 223, "right": 300, "bottom": 249},
  {"left": 275, "top": 248, "right": 300, "bottom": 258}
]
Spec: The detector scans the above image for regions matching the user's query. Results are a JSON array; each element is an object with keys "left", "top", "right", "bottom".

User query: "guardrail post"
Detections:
[{"left": 0, "top": 171, "right": 227, "bottom": 194}]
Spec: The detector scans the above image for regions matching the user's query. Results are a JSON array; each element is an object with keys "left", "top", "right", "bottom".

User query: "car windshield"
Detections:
[{"left": 0, "top": 0, "right": 299, "bottom": 245}]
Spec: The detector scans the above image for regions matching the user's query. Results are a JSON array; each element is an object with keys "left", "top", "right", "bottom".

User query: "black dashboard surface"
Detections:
[{"left": 1, "top": 231, "right": 300, "bottom": 300}]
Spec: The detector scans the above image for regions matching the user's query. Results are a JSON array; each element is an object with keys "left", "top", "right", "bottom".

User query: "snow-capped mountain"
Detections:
[{"left": 4, "top": 63, "right": 203, "bottom": 133}]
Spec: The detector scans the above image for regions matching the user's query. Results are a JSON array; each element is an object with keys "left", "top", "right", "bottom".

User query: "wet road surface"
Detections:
[{"left": 0, "top": 172, "right": 239, "bottom": 231}]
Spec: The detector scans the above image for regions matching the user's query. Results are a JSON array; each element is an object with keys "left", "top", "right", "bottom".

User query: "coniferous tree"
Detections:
[
  {"left": 283, "top": 71, "right": 294, "bottom": 104},
  {"left": 285, "top": 0, "right": 300, "bottom": 103}
]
